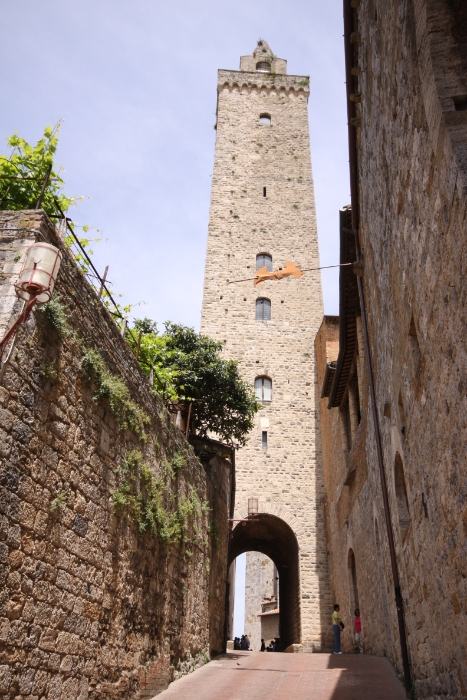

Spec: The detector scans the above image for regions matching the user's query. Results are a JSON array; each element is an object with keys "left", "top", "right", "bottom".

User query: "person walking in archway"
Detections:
[{"left": 332, "top": 604, "right": 344, "bottom": 654}]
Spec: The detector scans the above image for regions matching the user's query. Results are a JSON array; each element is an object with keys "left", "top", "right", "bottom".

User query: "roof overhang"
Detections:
[{"left": 327, "top": 207, "right": 359, "bottom": 409}]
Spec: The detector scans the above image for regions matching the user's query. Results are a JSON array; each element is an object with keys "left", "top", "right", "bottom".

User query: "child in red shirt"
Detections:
[{"left": 354, "top": 608, "right": 363, "bottom": 653}]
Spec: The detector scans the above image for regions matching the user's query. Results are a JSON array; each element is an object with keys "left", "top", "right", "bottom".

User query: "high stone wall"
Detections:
[
  {"left": 0, "top": 210, "right": 231, "bottom": 699},
  {"left": 317, "top": 1, "right": 467, "bottom": 697}
]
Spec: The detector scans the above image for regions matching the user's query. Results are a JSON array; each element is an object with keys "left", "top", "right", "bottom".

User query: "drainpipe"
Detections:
[
  {"left": 343, "top": 0, "right": 411, "bottom": 691},
  {"left": 223, "top": 448, "right": 236, "bottom": 651}
]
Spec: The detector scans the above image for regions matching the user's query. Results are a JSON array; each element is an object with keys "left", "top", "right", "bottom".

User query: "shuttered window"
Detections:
[
  {"left": 255, "top": 376, "right": 272, "bottom": 402},
  {"left": 256, "top": 298, "right": 271, "bottom": 321},
  {"left": 256, "top": 254, "right": 272, "bottom": 271}
]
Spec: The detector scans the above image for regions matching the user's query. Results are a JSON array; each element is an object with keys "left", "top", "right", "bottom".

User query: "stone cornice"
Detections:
[{"left": 218, "top": 69, "right": 310, "bottom": 95}]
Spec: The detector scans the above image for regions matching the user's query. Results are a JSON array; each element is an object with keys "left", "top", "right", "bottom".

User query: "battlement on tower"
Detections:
[
  {"left": 217, "top": 40, "right": 309, "bottom": 95},
  {"left": 217, "top": 70, "right": 310, "bottom": 96}
]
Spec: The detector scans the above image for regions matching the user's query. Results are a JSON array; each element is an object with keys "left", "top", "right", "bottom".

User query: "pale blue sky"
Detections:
[{"left": 0, "top": 0, "right": 349, "bottom": 329}]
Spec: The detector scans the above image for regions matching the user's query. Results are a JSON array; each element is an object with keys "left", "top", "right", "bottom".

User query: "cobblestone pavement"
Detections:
[{"left": 153, "top": 651, "right": 407, "bottom": 700}]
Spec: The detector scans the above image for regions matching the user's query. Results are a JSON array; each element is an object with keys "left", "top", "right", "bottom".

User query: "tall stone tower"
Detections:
[{"left": 201, "top": 41, "right": 330, "bottom": 651}]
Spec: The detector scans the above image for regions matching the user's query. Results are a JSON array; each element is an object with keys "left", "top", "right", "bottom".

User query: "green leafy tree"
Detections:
[
  {"left": 128, "top": 319, "right": 259, "bottom": 446},
  {"left": 0, "top": 124, "right": 106, "bottom": 278},
  {"left": 0, "top": 123, "right": 77, "bottom": 214}
]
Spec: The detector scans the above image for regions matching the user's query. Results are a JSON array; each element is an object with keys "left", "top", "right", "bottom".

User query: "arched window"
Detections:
[
  {"left": 256, "top": 298, "right": 271, "bottom": 321},
  {"left": 348, "top": 549, "right": 359, "bottom": 612},
  {"left": 394, "top": 453, "right": 411, "bottom": 540},
  {"left": 256, "top": 253, "right": 272, "bottom": 271},
  {"left": 259, "top": 113, "right": 271, "bottom": 126},
  {"left": 256, "top": 61, "right": 271, "bottom": 72},
  {"left": 255, "top": 376, "right": 272, "bottom": 402}
]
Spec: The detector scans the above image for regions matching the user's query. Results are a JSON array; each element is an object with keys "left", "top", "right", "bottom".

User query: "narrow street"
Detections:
[{"left": 153, "top": 651, "right": 407, "bottom": 700}]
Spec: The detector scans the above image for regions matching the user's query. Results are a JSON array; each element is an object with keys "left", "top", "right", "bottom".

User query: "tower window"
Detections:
[
  {"left": 263, "top": 187, "right": 267, "bottom": 197},
  {"left": 262, "top": 431, "right": 268, "bottom": 449},
  {"left": 256, "top": 298, "right": 271, "bottom": 321},
  {"left": 256, "top": 253, "right": 272, "bottom": 271},
  {"left": 255, "top": 376, "right": 272, "bottom": 402},
  {"left": 256, "top": 62, "right": 271, "bottom": 73},
  {"left": 259, "top": 113, "right": 271, "bottom": 125}
]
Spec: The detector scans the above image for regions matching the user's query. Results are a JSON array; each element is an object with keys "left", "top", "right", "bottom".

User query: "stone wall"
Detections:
[
  {"left": 201, "top": 41, "right": 331, "bottom": 652},
  {"left": 316, "top": 1, "right": 467, "bottom": 696},
  {"left": 0, "top": 210, "right": 231, "bottom": 699}
]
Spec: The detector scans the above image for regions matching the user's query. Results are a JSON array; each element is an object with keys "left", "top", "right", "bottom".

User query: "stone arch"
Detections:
[{"left": 229, "top": 512, "right": 301, "bottom": 650}]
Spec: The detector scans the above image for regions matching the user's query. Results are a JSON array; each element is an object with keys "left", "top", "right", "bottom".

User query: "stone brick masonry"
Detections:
[
  {"left": 0, "top": 210, "right": 231, "bottom": 698},
  {"left": 201, "top": 42, "right": 331, "bottom": 651},
  {"left": 316, "top": 1, "right": 467, "bottom": 698}
]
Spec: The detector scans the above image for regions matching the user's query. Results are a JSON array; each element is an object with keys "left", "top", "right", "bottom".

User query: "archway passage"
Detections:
[{"left": 228, "top": 513, "right": 300, "bottom": 650}]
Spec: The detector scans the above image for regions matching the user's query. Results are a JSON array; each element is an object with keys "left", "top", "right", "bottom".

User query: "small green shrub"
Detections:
[
  {"left": 50, "top": 492, "right": 67, "bottom": 513},
  {"left": 172, "top": 451, "right": 186, "bottom": 476},
  {"left": 38, "top": 294, "right": 69, "bottom": 338},
  {"left": 40, "top": 359, "right": 60, "bottom": 383}
]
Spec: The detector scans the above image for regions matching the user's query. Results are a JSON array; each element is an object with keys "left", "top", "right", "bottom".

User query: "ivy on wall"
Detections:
[{"left": 112, "top": 449, "right": 210, "bottom": 545}]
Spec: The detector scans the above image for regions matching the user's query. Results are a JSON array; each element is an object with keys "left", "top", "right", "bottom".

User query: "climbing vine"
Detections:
[
  {"left": 111, "top": 449, "right": 209, "bottom": 545},
  {"left": 35, "top": 294, "right": 150, "bottom": 440},
  {"left": 80, "top": 348, "right": 150, "bottom": 440}
]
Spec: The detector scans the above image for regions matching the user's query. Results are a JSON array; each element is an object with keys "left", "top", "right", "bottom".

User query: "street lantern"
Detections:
[
  {"left": 0, "top": 241, "right": 62, "bottom": 360},
  {"left": 15, "top": 242, "right": 62, "bottom": 304},
  {"left": 248, "top": 498, "right": 258, "bottom": 517}
]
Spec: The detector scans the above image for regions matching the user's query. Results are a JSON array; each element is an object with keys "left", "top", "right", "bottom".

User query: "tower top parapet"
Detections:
[{"left": 240, "top": 39, "right": 287, "bottom": 75}]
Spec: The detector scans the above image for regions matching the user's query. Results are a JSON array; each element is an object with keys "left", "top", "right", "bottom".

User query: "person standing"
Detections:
[
  {"left": 354, "top": 609, "right": 363, "bottom": 653},
  {"left": 260, "top": 638, "right": 266, "bottom": 652},
  {"left": 332, "top": 604, "right": 343, "bottom": 654}
]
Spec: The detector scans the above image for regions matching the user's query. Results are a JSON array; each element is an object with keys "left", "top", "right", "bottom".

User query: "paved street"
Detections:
[{"left": 153, "top": 651, "right": 407, "bottom": 700}]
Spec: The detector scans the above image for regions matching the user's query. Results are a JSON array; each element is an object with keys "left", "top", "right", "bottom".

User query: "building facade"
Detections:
[
  {"left": 244, "top": 552, "right": 278, "bottom": 651},
  {"left": 200, "top": 41, "right": 331, "bottom": 651},
  {"left": 316, "top": 1, "right": 467, "bottom": 697}
]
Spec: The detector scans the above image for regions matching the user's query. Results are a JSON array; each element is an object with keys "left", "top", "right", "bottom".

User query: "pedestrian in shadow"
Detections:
[
  {"left": 354, "top": 609, "right": 363, "bottom": 653},
  {"left": 260, "top": 638, "right": 266, "bottom": 652},
  {"left": 332, "top": 604, "right": 344, "bottom": 654}
]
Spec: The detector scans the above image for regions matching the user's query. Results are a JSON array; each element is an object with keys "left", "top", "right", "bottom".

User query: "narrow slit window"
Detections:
[
  {"left": 394, "top": 453, "right": 411, "bottom": 540},
  {"left": 255, "top": 376, "right": 272, "bottom": 402},
  {"left": 259, "top": 113, "right": 271, "bottom": 125},
  {"left": 256, "top": 253, "right": 272, "bottom": 271},
  {"left": 262, "top": 431, "right": 268, "bottom": 449},
  {"left": 263, "top": 187, "right": 267, "bottom": 197},
  {"left": 256, "top": 298, "right": 271, "bottom": 321}
]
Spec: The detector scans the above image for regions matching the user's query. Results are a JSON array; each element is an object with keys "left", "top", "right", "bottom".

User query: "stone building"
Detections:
[
  {"left": 244, "top": 552, "right": 278, "bottom": 651},
  {"left": 316, "top": 0, "right": 467, "bottom": 697},
  {"left": 0, "top": 210, "right": 232, "bottom": 699},
  {"left": 200, "top": 41, "right": 331, "bottom": 651}
]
